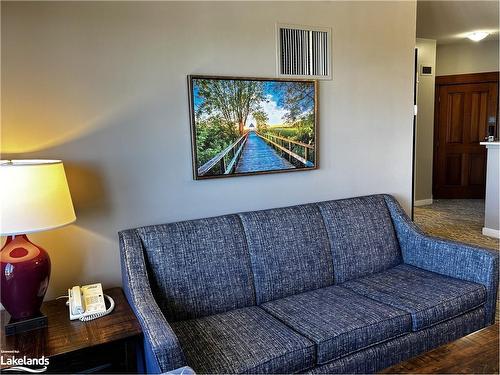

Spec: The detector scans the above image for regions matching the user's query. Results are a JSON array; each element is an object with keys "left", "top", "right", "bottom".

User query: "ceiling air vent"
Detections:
[{"left": 276, "top": 23, "right": 332, "bottom": 80}]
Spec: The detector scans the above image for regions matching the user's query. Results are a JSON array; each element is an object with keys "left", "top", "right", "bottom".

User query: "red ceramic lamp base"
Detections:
[{"left": 1, "top": 234, "right": 51, "bottom": 320}]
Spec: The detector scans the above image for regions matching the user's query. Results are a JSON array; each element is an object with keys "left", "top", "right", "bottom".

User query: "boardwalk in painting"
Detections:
[{"left": 235, "top": 132, "right": 295, "bottom": 173}]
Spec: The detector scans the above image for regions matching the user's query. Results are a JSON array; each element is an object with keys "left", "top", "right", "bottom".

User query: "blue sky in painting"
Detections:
[{"left": 193, "top": 79, "right": 295, "bottom": 126}]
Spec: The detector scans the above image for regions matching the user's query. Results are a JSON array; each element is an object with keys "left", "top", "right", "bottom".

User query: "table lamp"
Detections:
[{"left": 1, "top": 160, "right": 76, "bottom": 335}]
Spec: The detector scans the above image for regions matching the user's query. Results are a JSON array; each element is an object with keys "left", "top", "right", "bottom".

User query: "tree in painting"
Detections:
[
  {"left": 269, "top": 81, "right": 316, "bottom": 145},
  {"left": 191, "top": 77, "right": 316, "bottom": 178},
  {"left": 280, "top": 82, "right": 315, "bottom": 123},
  {"left": 195, "top": 80, "right": 265, "bottom": 135}
]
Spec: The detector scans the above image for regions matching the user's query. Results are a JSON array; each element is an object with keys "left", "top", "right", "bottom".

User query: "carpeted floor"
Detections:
[{"left": 414, "top": 199, "right": 499, "bottom": 250}]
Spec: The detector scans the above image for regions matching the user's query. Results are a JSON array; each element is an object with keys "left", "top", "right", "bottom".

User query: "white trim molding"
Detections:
[
  {"left": 482, "top": 227, "right": 500, "bottom": 239},
  {"left": 414, "top": 199, "right": 433, "bottom": 207}
]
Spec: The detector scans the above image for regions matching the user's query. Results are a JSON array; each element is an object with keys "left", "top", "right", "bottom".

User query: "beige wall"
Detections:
[
  {"left": 2, "top": 1, "right": 416, "bottom": 300},
  {"left": 414, "top": 38, "right": 436, "bottom": 203},
  {"left": 436, "top": 40, "right": 499, "bottom": 76}
]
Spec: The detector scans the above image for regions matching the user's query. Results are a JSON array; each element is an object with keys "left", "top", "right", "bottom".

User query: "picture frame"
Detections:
[{"left": 188, "top": 75, "right": 319, "bottom": 180}]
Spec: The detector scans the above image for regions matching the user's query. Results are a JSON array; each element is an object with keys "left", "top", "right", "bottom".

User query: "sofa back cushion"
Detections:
[
  {"left": 317, "top": 195, "right": 402, "bottom": 283},
  {"left": 137, "top": 214, "right": 256, "bottom": 321},
  {"left": 238, "top": 204, "right": 334, "bottom": 304}
]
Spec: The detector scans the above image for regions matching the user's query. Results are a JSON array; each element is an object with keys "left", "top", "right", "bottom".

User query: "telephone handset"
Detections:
[{"left": 67, "top": 283, "right": 115, "bottom": 321}]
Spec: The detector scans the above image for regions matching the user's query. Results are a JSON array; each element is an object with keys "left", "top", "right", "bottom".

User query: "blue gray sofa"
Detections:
[{"left": 119, "top": 194, "right": 498, "bottom": 374}]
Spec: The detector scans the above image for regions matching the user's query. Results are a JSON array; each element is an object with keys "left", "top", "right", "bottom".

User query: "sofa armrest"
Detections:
[
  {"left": 119, "top": 229, "right": 186, "bottom": 373},
  {"left": 383, "top": 195, "right": 499, "bottom": 325}
]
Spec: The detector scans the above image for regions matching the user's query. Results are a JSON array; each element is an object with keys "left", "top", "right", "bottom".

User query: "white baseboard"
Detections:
[
  {"left": 414, "top": 199, "right": 433, "bottom": 207},
  {"left": 482, "top": 227, "right": 500, "bottom": 239}
]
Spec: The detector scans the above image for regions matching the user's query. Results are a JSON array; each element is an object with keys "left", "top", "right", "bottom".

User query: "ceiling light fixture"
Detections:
[{"left": 467, "top": 31, "right": 489, "bottom": 42}]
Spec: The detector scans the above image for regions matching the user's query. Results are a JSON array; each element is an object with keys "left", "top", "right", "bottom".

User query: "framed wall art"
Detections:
[{"left": 188, "top": 75, "right": 318, "bottom": 180}]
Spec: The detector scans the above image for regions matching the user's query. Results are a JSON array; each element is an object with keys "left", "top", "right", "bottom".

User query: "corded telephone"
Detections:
[{"left": 67, "top": 283, "right": 115, "bottom": 321}]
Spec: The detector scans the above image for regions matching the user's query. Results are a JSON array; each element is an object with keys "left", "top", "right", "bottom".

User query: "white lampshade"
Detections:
[{"left": 0, "top": 160, "right": 76, "bottom": 236}]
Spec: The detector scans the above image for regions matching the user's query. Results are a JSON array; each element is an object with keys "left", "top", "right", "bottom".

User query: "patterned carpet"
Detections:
[{"left": 414, "top": 199, "right": 499, "bottom": 250}]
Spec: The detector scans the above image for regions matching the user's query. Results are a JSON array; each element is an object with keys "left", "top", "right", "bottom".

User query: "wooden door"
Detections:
[{"left": 434, "top": 74, "right": 498, "bottom": 199}]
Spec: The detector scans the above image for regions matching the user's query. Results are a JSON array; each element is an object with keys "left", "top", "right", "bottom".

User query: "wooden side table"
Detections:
[{"left": 0, "top": 287, "right": 142, "bottom": 373}]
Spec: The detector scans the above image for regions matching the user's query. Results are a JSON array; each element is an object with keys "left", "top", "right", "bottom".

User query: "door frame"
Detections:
[
  {"left": 411, "top": 48, "right": 418, "bottom": 220},
  {"left": 432, "top": 71, "right": 499, "bottom": 198}
]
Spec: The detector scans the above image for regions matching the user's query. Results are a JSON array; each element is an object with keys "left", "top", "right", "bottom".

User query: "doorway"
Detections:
[
  {"left": 411, "top": 46, "right": 499, "bottom": 248},
  {"left": 413, "top": 0, "right": 500, "bottom": 247},
  {"left": 433, "top": 72, "right": 498, "bottom": 199}
]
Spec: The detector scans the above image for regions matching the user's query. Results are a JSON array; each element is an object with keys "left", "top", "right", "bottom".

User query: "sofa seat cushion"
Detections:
[
  {"left": 171, "top": 306, "right": 315, "bottom": 374},
  {"left": 261, "top": 286, "right": 411, "bottom": 364},
  {"left": 342, "top": 264, "right": 487, "bottom": 331}
]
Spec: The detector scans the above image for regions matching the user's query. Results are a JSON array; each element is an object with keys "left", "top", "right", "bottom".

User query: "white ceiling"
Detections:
[{"left": 417, "top": 1, "right": 500, "bottom": 44}]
